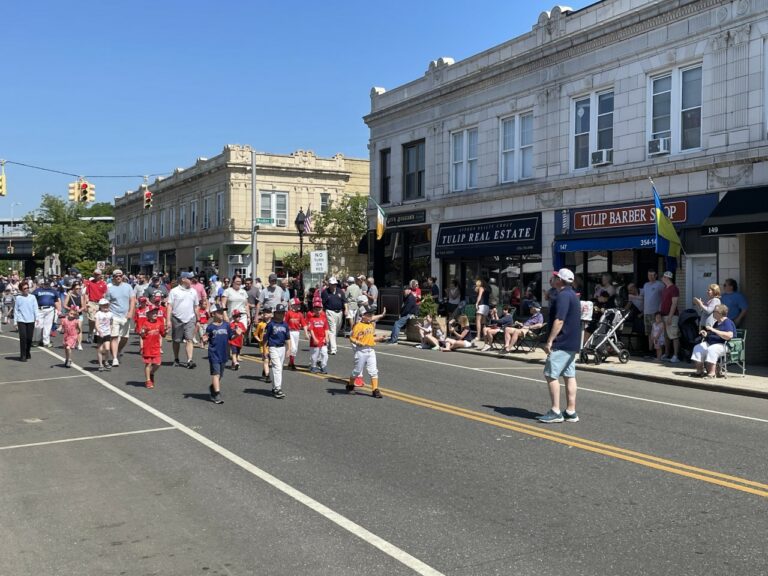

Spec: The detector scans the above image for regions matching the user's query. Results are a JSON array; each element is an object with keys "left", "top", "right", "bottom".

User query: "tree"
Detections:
[
  {"left": 23, "top": 195, "right": 113, "bottom": 269},
  {"left": 281, "top": 252, "right": 310, "bottom": 276},
  {"left": 310, "top": 194, "right": 368, "bottom": 267}
]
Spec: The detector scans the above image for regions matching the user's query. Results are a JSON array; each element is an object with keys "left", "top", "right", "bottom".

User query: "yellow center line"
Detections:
[{"left": 240, "top": 354, "right": 768, "bottom": 499}]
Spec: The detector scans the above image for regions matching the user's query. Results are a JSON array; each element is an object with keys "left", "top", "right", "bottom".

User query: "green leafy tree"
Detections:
[
  {"left": 23, "top": 195, "right": 113, "bottom": 269},
  {"left": 310, "top": 195, "right": 368, "bottom": 262},
  {"left": 281, "top": 252, "right": 310, "bottom": 276}
]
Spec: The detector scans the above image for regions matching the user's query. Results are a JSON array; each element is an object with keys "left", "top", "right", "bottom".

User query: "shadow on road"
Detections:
[
  {"left": 182, "top": 392, "right": 214, "bottom": 401},
  {"left": 242, "top": 388, "right": 276, "bottom": 397},
  {"left": 482, "top": 405, "right": 541, "bottom": 420},
  {"left": 125, "top": 380, "right": 149, "bottom": 388}
]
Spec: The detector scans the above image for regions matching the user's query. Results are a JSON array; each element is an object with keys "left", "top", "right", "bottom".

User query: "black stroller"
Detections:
[
  {"left": 580, "top": 308, "right": 631, "bottom": 365},
  {"left": 677, "top": 308, "right": 700, "bottom": 362}
]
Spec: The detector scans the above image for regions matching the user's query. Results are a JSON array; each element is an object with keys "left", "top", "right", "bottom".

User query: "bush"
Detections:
[{"left": 418, "top": 294, "right": 438, "bottom": 318}]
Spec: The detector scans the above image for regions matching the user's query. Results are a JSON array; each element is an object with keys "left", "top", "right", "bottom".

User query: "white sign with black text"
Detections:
[{"left": 310, "top": 250, "right": 328, "bottom": 274}]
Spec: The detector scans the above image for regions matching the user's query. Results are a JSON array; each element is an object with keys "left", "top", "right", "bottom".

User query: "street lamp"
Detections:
[{"left": 294, "top": 207, "right": 306, "bottom": 299}]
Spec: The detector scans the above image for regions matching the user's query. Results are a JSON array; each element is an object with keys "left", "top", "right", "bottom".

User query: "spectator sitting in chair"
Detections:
[
  {"left": 502, "top": 302, "right": 544, "bottom": 353},
  {"left": 690, "top": 304, "right": 735, "bottom": 379},
  {"left": 480, "top": 306, "right": 515, "bottom": 352}
]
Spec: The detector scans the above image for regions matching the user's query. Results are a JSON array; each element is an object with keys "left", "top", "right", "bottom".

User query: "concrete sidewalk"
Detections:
[{"left": 377, "top": 329, "right": 768, "bottom": 398}]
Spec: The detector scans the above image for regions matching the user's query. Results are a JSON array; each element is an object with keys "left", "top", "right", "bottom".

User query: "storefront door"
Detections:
[{"left": 686, "top": 255, "right": 717, "bottom": 310}]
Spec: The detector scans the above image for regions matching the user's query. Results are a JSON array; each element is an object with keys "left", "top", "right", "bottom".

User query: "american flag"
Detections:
[{"left": 303, "top": 205, "right": 312, "bottom": 234}]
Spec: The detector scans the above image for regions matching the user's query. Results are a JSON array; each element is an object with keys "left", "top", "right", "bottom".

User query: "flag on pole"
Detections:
[
  {"left": 367, "top": 196, "right": 387, "bottom": 240},
  {"left": 303, "top": 205, "right": 312, "bottom": 234},
  {"left": 652, "top": 183, "right": 682, "bottom": 261}
]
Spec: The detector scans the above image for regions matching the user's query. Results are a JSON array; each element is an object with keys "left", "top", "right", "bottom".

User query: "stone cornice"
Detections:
[{"left": 365, "top": 0, "right": 722, "bottom": 125}]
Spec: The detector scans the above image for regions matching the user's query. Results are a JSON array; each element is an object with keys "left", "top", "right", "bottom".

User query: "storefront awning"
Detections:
[
  {"left": 225, "top": 244, "right": 251, "bottom": 255},
  {"left": 701, "top": 187, "right": 768, "bottom": 236},
  {"left": 196, "top": 245, "right": 219, "bottom": 261},
  {"left": 273, "top": 247, "right": 294, "bottom": 259},
  {"left": 435, "top": 213, "right": 541, "bottom": 258},
  {"left": 554, "top": 234, "right": 656, "bottom": 253}
]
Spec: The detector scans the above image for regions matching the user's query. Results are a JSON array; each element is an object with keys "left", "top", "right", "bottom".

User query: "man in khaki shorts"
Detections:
[
  {"left": 167, "top": 272, "right": 200, "bottom": 368},
  {"left": 660, "top": 270, "right": 681, "bottom": 363},
  {"left": 106, "top": 269, "right": 135, "bottom": 367}
]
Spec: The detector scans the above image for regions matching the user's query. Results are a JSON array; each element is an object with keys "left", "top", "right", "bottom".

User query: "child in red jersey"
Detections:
[
  {"left": 284, "top": 297, "right": 306, "bottom": 370},
  {"left": 134, "top": 296, "right": 150, "bottom": 352},
  {"left": 305, "top": 297, "right": 330, "bottom": 374},
  {"left": 228, "top": 309, "right": 246, "bottom": 370},
  {"left": 195, "top": 302, "right": 209, "bottom": 348},
  {"left": 140, "top": 307, "right": 166, "bottom": 389}
]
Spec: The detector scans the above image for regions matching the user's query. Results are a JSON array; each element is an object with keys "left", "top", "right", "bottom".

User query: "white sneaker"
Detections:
[
  {"left": 77, "top": 344, "right": 83, "bottom": 351},
  {"left": 480, "top": 344, "right": 492, "bottom": 352},
  {"left": 112, "top": 358, "right": 120, "bottom": 367},
  {"left": 669, "top": 356, "right": 680, "bottom": 363}
]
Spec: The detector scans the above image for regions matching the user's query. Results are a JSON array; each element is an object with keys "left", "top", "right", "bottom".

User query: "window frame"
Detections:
[
  {"left": 647, "top": 64, "right": 702, "bottom": 154},
  {"left": 450, "top": 127, "right": 479, "bottom": 192},
  {"left": 179, "top": 205, "right": 186, "bottom": 235},
  {"left": 571, "top": 90, "right": 614, "bottom": 172},
  {"left": 320, "top": 192, "right": 331, "bottom": 213},
  {"left": 403, "top": 140, "right": 425, "bottom": 201},
  {"left": 500, "top": 111, "right": 535, "bottom": 183},
  {"left": 260, "top": 191, "right": 289, "bottom": 225},
  {"left": 380, "top": 149, "right": 391, "bottom": 204},
  {"left": 169, "top": 206, "right": 175, "bottom": 237},
  {"left": 216, "top": 192, "right": 224, "bottom": 227},
  {"left": 190, "top": 200, "right": 198, "bottom": 231},
  {"left": 202, "top": 196, "right": 211, "bottom": 230}
]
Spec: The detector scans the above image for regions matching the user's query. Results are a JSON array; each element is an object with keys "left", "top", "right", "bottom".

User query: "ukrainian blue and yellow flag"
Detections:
[{"left": 653, "top": 184, "right": 682, "bottom": 261}]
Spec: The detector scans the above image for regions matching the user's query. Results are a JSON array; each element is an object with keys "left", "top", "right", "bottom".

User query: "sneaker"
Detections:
[
  {"left": 64, "top": 360, "right": 71, "bottom": 368},
  {"left": 372, "top": 389, "right": 383, "bottom": 399},
  {"left": 660, "top": 355, "right": 670, "bottom": 361},
  {"left": 537, "top": 409, "right": 564, "bottom": 423},
  {"left": 77, "top": 344, "right": 83, "bottom": 351},
  {"left": 145, "top": 380, "right": 154, "bottom": 389},
  {"left": 309, "top": 366, "right": 318, "bottom": 373},
  {"left": 669, "top": 356, "right": 680, "bottom": 364},
  {"left": 98, "top": 365, "right": 105, "bottom": 372},
  {"left": 45, "top": 343, "right": 53, "bottom": 348},
  {"left": 563, "top": 410, "right": 579, "bottom": 423},
  {"left": 480, "top": 344, "right": 491, "bottom": 352},
  {"left": 173, "top": 360, "right": 186, "bottom": 368},
  {"left": 432, "top": 346, "right": 440, "bottom": 351},
  {"left": 354, "top": 376, "right": 364, "bottom": 387},
  {"left": 111, "top": 358, "right": 119, "bottom": 367},
  {"left": 265, "top": 374, "right": 273, "bottom": 384},
  {"left": 320, "top": 367, "right": 328, "bottom": 374},
  {"left": 105, "top": 364, "right": 112, "bottom": 372},
  {"left": 330, "top": 350, "right": 337, "bottom": 355},
  {"left": 415, "top": 344, "right": 423, "bottom": 349},
  {"left": 212, "top": 392, "right": 224, "bottom": 404},
  {"left": 272, "top": 388, "right": 285, "bottom": 399},
  {"left": 187, "top": 361, "right": 197, "bottom": 369},
  {"left": 345, "top": 383, "right": 355, "bottom": 393}
]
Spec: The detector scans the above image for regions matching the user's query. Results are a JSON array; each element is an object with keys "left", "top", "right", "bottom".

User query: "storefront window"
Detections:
[{"left": 586, "top": 250, "right": 608, "bottom": 298}]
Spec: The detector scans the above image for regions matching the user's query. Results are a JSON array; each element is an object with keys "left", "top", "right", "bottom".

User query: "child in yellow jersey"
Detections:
[
  {"left": 253, "top": 308, "right": 273, "bottom": 384},
  {"left": 348, "top": 307, "right": 388, "bottom": 398}
]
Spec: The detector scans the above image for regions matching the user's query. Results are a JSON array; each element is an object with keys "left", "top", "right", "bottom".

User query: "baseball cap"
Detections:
[
  {"left": 98, "top": 298, "right": 109, "bottom": 306},
  {"left": 529, "top": 301, "right": 542, "bottom": 310},
  {"left": 347, "top": 276, "right": 355, "bottom": 283},
  {"left": 663, "top": 271, "right": 674, "bottom": 279},
  {"left": 274, "top": 303, "right": 287, "bottom": 313},
  {"left": 232, "top": 310, "right": 242, "bottom": 317},
  {"left": 112, "top": 269, "right": 124, "bottom": 276},
  {"left": 291, "top": 297, "right": 301, "bottom": 306},
  {"left": 552, "top": 268, "right": 575, "bottom": 283},
  {"left": 268, "top": 273, "right": 277, "bottom": 282},
  {"left": 180, "top": 271, "right": 193, "bottom": 279},
  {"left": 146, "top": 306, "right": 159, "bottom": 315},
  {"left": 93, "top": 269, "right": 102, "bottom": 274},
  {"left": 328, "top": 276, "right": 338, "bottom": 285}
]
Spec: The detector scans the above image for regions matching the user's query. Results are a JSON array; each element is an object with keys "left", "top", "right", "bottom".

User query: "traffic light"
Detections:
[
  {"left": 68, "top": 181, "right": 78, "bottom": 201},
  {"left": 0, "top": 173, "right": 6, "bottom": 197},
  {"left": 6, "top": 244, "right": 14, "bottom": 255},
  {"left": 143, "top": 189, "right": 153, "bottom": 209},
  {"left": 87, "top": 182, "right": 96, "bottom": 202},
  {"left": 79, "top": 181, "right": 89, "bottom": 202}
]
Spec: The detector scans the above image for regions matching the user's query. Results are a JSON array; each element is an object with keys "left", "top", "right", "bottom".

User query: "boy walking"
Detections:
[
  {"left": 203, "top": 307, "right": 237, "bottom": 404},
  {"left": 140, "top": 306, "right": 165, "bottom": 388},
  {"left": 348, "top": 307, "right": 388, "bottom": 398},
  {"left": 228, "top": 309, "right": 246, "bottom": 370},
  {"left": 305, "top": 297, "right": 330, "bottom": 373},
  {"left": 265, "top": 304, "right": 292, "bottom": 399},
  {"left": 284, "top": 297, "right": 306, "bottom": 370}
]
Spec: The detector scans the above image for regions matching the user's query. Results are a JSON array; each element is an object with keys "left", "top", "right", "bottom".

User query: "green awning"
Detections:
[
  {"left": 225, "top": 244, "right": 251, "bottom": 255},
  {"left": 273, "top": 247, "right": 295, "bottom": 259},
  {"left": 196, "top": 245, "right": 219, "bottom": 261}
]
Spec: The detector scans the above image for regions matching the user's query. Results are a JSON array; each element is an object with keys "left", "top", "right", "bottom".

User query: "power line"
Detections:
[{"left": 1, "top": 159, "right": 169, "bottom": 180}]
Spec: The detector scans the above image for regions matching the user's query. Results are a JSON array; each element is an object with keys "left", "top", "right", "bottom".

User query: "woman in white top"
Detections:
[
  {"left": 220, "top": 276, "right": 250, "bottom": 327},
  {"left": 693, "top": 283, "right": 721, "bottom": 328}
]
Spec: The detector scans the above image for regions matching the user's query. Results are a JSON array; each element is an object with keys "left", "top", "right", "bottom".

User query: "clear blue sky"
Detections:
[{"left": 0, "top": 0, "right": 593, "bottom": 218}]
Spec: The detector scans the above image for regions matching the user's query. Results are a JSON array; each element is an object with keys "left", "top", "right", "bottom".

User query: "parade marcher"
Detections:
[
  {"left": 32, "top": 280, "right": 60, "bottom": 348},
  {"left": 94, "top": 298, "right": 113, "bottom": 372},
  {"left": 539, "top": 268, "right": 581, "bottom": 424},
  {"left": 59, "top": 305, "right": 81, "bottom": 368},
  {"left": 14, "top": 282, "right": 38, "bottom": 361},
  {"left": 221, "top": 276, "right": 250, "bottom": 328},
  {"left": 133, "top": 296, "right": 150, "bottom": 353},
  {"left": 1, "top": 286, "right": 15, "bottom": 329},
  {"left": 265, "top": 304, "right": 291, "bottom": 399},
  {"left": 254, "top": 308, "right": 272, "bottom": 383},
  {"left": 140, "top": 306, "right": 166, "bottom": 388},
  {"left": 64, "top": 280, "right": 86, "bottom": 350},
  {"left": 133, "top": 274, "right": 150, "bottom": 301},
  {"left": 106, "top": 269, "right": 135, "bottom": 367},
  {"left": 85, "top": 269, "right": 108, "bottom": 343},
  {"left": 344, "top": 275, "right": 362, "bottom": 335},
  {"left": 167, "top": 272, "right": 199, "bottom": 369},
  {"left": 365, "top": 276, "right": 379, "bottom": 312},
  {"left": 305, "top": 294, "right": 330, "bottom": 374},
  {"left": 202, "top": 307, "right": 236, "bottom": 404},
  {"left": 321, "top": 276, "right": 345, "bottom": 355},
  {"left": 284, "top": 297, "right": 306, "bottom": 370},
  {"left": 348, "top": 306, "right": 388, "bottom": 397},
  {"left": 228, "top": 310, "right": 246, "bottom": 370},
  {"left": 256, "top": 273, "right": 286, "bottom": 318}
]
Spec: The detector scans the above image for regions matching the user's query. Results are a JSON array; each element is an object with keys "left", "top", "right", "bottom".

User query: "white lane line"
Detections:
[
  {"left": 0, "top": 427, "right": 176, "bottom": 451},
  {"left": 0, "top": 375, "right": 88, "bottom": 385},
  {"left": 355, "top": 346, "right": 768, "bottom": 425},
  {"left": 30, "top": 343, "right": 445, "bottom": 576}
]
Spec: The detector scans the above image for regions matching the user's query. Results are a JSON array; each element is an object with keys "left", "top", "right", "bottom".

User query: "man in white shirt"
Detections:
[{"left": 167, "top": 272, "right": 200, "bottom": 368}]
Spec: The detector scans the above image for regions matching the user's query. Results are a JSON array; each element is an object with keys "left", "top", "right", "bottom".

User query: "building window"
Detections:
[
  {"left": 179, "top": 205, "right": 186, "bottom": 235},
  {"left": 159, "top": 209, "right": 165, "bottom": 238},
  {"left": 169, "top": 207, "right": 175, "bottom": 236},
  {"left": 190, "top": 200, "right": 198, "bottom": 231},
  {"left": 216, "top": 192, "right": 224, "bottom": 227},
  {"left": 403, "top": 140, "right": 425, "bottom": 200},
  {"left": 151, "top": 213, "right": 157, "bottom": 237},
  {"left": 260, "top": 191, "right": 288, "bottom": 225},
  {"left": 650, "top": 65, "right": 701, "bottom": 152},
  {"left": 202, "top": 196, "right": 210, "bottom": 230},
  {"left": 501, "top": 112, "right": 534, "bottom": 182},
  {"left": 451, "top": 128, "right": 478, "bottom": 191},
  {"left": 320, "top": 193, "right": 331, "bottom": 213},
  {"left": 143, "top": 217, "right": 148, "bottom": 241},
  {"left": 572, "top": 91, "right": 613, "bottom": 170},
  {"left": 380, "top": 149, "right": 391, "bottom": 204}
]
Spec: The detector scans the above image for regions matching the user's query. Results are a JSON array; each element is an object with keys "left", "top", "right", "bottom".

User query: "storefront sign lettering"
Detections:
[
  {"left": 435, "top": 214, "right": 541, "bottom": 257},
  {"left": 573, "top": 201, "right": 687, "bottom": 231},
  {"left": 386, "top": 210, "right": 426, "bottom": 227}
]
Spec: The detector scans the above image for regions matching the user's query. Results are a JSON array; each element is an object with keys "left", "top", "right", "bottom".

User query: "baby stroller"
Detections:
[
  {"left": 677, "top": 308, "right": 701, "bottom": 362},
  {"left": 580, "top": 308, "right": 631, "bottom": 365}
]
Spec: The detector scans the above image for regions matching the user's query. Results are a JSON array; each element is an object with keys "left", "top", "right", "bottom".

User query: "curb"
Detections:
[{"left": 392, "top": 339, "right": 768, "bottom": 400}]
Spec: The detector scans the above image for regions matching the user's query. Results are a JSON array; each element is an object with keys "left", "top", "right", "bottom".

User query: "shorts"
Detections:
[
  {"left": 110, "top": 316, "right": 130, "bottom": 339},
  {"left": 346, "top": 307, "right": 358, "bottom": 320},
  {"left": 457, "top": 340, "right": 473, "bottom": 348},
  {"left": 87, "top": 301, "right": 100, "bottom": 322},
  {"left": 230, "top": 345, "right": 241, "bottom": 354},
  {"left": 544, "top": 349, "right": 577, "bottom": 380},
  {"left": 665, "top": 315, "right": 680, "bottom": 340},
  {"left": 209, "top": 361, "right": 225, "bottom": 377},
  {"left": 171, "top": 316, "right": 196, "bottom": 342},
  {"left": 94, "top": 334, "right": 111, "bottom": 344},
  {"left": 477, "top": 304, "right": 490, "bottom": 317},
  {"left": 142, "top": 356, "right": 161, "bottom": 365},
  {"left": 643, "top": 314, "right": 655, "bottom": 336}
]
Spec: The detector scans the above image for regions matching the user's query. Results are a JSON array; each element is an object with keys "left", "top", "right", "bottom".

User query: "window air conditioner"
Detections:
[
  {"left": 228, "top": 254, "right": 244, "bottom": 265},
  {"left": 648, "top": 137, "right": 671, "bottom": 156},
  {"left": 590, "top": 149, "right": 613, "bottom": 166},
  {"left": 276, "top": 218, "right": 287, "bottom": 227}
]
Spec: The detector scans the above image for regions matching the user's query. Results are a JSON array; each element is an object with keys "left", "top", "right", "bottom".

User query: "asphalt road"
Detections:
[{"left": 1, "top": 330, "right": 767, "bottom": 576}]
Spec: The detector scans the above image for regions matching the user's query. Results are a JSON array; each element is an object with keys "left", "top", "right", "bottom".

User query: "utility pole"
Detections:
[{"left": 251, "top": 149, "right": 258, "bottom": 279}]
